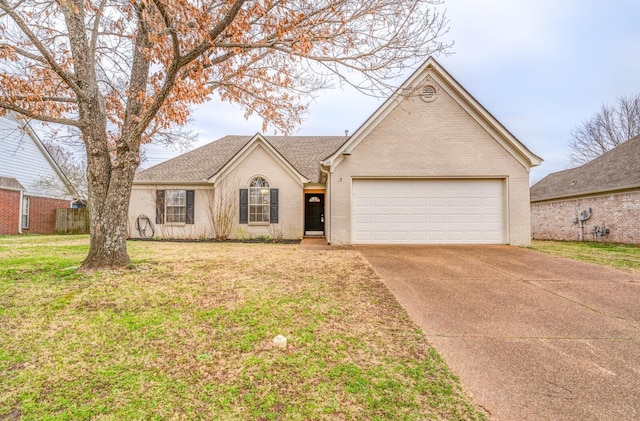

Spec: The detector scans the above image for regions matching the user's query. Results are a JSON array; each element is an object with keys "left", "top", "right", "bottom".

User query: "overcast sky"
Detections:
[{"left": 142, "top": 0, "right": 640, "bottom": 185}]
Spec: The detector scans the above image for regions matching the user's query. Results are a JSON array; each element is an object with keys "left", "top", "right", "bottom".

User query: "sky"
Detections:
[{"left": 141, "top": 0, "right": 640, "bottom": 185}]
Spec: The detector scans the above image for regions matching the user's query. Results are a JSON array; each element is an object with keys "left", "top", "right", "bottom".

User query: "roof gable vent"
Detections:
[{"left": 420, "top": 85, "right": 437, "bottom": 102}]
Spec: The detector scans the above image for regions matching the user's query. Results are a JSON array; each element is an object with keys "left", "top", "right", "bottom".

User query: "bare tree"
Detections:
[
  {"left": 37, "top": 140, "right": 88, "bottom": 200},
  {"left": 0, "top": 0, "right": 450, "bottom": 270},
  {"left": 205, "top": 180, "right": 238, "bottom": 241},
  {"left": 568, "top": 93, "right": 640, "bottom": 165}
]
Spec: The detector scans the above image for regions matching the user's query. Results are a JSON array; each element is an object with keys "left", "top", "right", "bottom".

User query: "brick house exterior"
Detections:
[
  {"left": 0, "top": 187, "right": 21, "bottom": 235},
  {"left": 531, "top": 135, "right": 640, "bottom": 244},
  {"left": 1, "top": 114, "right": 75, "bottom": 235},
  {"left": 130, "top": 58, "right": 542, "bottom": 245},
  {"left": 25, "top": 196, "right": 75, "bottom": 234}
]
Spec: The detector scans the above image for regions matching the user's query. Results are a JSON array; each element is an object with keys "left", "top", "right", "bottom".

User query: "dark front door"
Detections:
[{"left": 304, "top": 194, "right": 324, "bottom": 233}]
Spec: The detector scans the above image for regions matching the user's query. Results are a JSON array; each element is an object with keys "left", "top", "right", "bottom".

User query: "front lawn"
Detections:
[
  {"left": 531, "top": 240, "right": 640, "bottom": 271},
  {"left": 0, "top": 235, "right": 485, "bottom": 420}
]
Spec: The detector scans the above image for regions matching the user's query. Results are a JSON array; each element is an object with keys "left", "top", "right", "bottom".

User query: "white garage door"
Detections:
[{"left": 352, "top": 179, "right": 504, "bottom": 244}]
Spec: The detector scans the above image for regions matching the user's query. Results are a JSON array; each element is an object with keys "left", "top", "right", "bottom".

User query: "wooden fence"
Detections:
[{"left": 55, "top": 208, "right": 90, "bottom": 234}]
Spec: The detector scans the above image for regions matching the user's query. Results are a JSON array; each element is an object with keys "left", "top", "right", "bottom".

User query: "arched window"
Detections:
[{"left": 249, "top": 177, "right": 270, "bottom": 223}]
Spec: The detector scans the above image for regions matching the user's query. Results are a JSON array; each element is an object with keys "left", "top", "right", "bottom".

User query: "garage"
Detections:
[{"left": 351, "top": 179, "right": 505, "bottom": 244}]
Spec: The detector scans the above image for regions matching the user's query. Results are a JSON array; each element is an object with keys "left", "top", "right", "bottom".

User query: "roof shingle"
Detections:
[
  {"left": 530, "top": 135, "right": 640, "bottom": 201},
  {"left": 135, "top": 135, "right": 347, "bottom": 184},
  {"left": 0, "top": 176, "right": 25, "bottom": 191}
]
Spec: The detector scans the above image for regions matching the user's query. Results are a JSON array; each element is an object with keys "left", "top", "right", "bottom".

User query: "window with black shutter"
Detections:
[
  {"left": 155, "top": 190, "right": 165, "bottom": 224},
  {"left": 269, "top": 188, "right": 278, "bottom": 223},
  {"left": 156, "top": 189, "right": 194, "bottom": 224},
  {"left": 239, "top": 178, "right": 279, "bottom": 225},
  {"left": 239, "top": 189, "right": 248, "bottom": 224},
  {"left": 186, "top": 190, "right": 195, "bottom": 224}
]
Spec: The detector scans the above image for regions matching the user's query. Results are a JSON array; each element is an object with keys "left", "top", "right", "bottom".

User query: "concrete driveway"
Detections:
[{"left": 356, "top": 245, "right": 640, "bottom": 420}]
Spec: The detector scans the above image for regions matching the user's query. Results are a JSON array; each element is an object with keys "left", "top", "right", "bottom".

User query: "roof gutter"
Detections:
[
  {"left": 132, "top": 181, "right": 212, "bottom": 186},
  {"left": 531, "top": 185, "right": 640, "bottom": 203},
  {"left": 320, "top": 165, "right": 331, "bottom": 244}
]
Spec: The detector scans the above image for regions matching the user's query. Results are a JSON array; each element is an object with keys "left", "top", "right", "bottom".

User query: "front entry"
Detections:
[{"left": 304, "top": 193, "right": 325, "bottom": 236}]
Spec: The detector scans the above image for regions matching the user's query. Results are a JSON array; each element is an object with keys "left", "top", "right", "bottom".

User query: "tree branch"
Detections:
[
  {"left": 6, "top": 95, "right": 77, "bottom": 103},
  {"left": 89, "top": 0, "right": 108, "bottom": 58},
  {"left": 152, "top": 0, "right": 180, "bottom": 58},
  {"left": 0, "top": 43, "right": 48, "bottom": 63},
  {"left": 180, "top": 0, "right": 248, "bottom": 65},
  {"left": 131, "top": 0, "right": 248, "bottom": 142},
  {"left": 0, "top": 0, "right": 85, "bottom": 99},
  {"left": 0, "top": 101, "right": 82, "bottom": 127}
]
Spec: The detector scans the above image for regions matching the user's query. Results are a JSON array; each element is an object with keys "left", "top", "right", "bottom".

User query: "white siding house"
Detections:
[{"left": 0, "top": 113, "right": 75, "bottom": 234}]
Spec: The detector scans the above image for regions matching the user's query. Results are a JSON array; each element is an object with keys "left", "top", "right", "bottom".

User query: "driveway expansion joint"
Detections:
[
  {"left": 428, "top": 334, "right": 637, "bottom": 341},
  {"left": 522, "top": 280, "right": 640, "bottom": 324}
]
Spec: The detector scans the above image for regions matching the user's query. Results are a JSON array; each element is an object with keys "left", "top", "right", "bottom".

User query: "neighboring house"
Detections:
[
  {"left": 531, "top": 134, "right": 640, "bottom": 244},
  {"left": 0, "top": 113, "right": 75, "bottom": 235},
  {"left": 129, "top": 57, "right": 542, "bottom": 245}
]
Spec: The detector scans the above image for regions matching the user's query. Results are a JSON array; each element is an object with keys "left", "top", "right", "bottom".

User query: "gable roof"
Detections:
[
  {"left": 0, "top": 113, "right": 77, "bottom": 198},
  {"left": 0, "top": 176, "right": 25, "bottom": 191},
  {"left": 530, "top": 134, "right": 640, "bottom": 202},
  {"left": 325, "top": 57, "right": 542, "bottom": 170},
  {"left": 135, "top": 135, "right": 347, "bottom": 184},
  {"left": 209, "top": 133, "right": 310, "bottom": 185}
]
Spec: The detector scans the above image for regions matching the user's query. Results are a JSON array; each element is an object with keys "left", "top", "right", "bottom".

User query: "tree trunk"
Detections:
[
  {"left": 81, "top": 191, "right": 132, "bottom": 270},
  {"left": 80, "top": 140, "right": 139, "bottom": 272}
]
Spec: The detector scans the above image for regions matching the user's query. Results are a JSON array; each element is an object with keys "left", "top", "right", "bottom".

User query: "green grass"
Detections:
[
  {"left": 0, "top": 235, "right": 486, "bottom": 420},
  {"left": 531, "top": 240, "right": 640, "bottom": 271}
]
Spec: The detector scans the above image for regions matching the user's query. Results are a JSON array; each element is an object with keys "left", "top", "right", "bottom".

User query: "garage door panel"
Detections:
[
  {"left": 409, "top": 231, "right": 426, "bottom": 240},
  {"left": 352, "top": 179, "right": 504, "bottom": 244},
  {"left": 392, "top": 231, "right": 409, "bottom": 241},
  {"left": 429, "top": 213, "right": 446, "bottom": 223},
  {"left": 373, "top": 214, "right": 390, "bottom": 224},
  {"left": 409, "top": 214, "right": 426, "bottom": 224},
  {"left": 392, "top": 214, "right": 408, "bottom": 224},
  {"left": 373, "top": 231, "right": 390, "bottom": 241},
  {"left": 447, "top": 214, "right": 464, "bottom": 223},
  {"left": 429, "top": 231, "right": 446, "bottom": 241},
  {"left": 484, "top": 214, "right": 502, "bottom": 224}
]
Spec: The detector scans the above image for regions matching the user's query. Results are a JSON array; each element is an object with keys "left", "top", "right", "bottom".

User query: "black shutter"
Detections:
[
  {"left": 270, "top": 188, "right": 279, "bottom": 223},
  {"left": 239, "top": 189, "right": 248, "bottom": 224},
  {"left": 155, "top": 190, "right": 165, "bottom": 224},
  {"left": 186, "top": 190, "right": 195, "bottom": 224}
]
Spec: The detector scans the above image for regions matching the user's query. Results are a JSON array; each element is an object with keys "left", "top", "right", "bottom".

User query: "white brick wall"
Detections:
[
  {"left": 128, "top": 185, "right": 214, "bottom": 239},
  {"left": 220, "top": 144, "right": 304, "bottom": 239},
  {"left": 129, "top": 143, "right": 305, "bottom": 240},
  {"left": 328, "top": 79, "right": 532, "bottom": 246}
]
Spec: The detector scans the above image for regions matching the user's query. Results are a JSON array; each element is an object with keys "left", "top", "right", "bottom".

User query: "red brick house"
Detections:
[
  {"left": 0, "top": 113, "right": 76, "bottom": 235},
  {"left": 530, "top": 134, "right": 640, "bottom": 243}
]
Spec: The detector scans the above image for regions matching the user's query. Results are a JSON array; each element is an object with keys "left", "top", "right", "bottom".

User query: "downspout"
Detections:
[
  {"left": 320, "top": 165, "right": 331, "bottom": 244},
  {"left": 18, "top": 190, "right": 23, "bottom": 234}
]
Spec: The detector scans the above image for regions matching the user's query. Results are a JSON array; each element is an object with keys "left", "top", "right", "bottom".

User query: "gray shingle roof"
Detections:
[
  {"left": 0, "top": 176, "right": 25, "bottom": 191},
  {"left": 530, "top": 135, "right": 640, "bottom": 202},
  {"left": 135, "top": 135, "right": 347, "bottom": 184}
]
